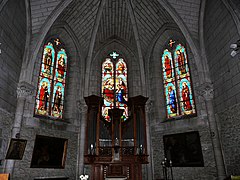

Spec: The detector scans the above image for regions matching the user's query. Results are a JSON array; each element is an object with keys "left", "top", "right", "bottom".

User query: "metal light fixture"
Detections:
[{"left": 230, "top": 40, "right": 240, "bottom": 57}]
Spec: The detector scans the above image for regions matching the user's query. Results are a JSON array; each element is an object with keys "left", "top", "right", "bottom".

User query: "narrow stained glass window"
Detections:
[
  {"left": 35, "top": 38, "right": 68, "bottom": 120},
  {"left": 102, "top": 52, "right": 128, "bottom": 122},
  {"left": 162, "top": 41, "right": 196, "bottom": 119}
]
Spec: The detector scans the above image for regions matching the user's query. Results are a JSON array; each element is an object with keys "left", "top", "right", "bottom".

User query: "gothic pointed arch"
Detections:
[
  {"left": 101, "top": 51, "right": 128, "bottom": 122},
  {"left": 162, "top": 40, "right": 196, "bottom": 119},
  {"left": 34, "top": 38, "right": 68, "bottom": 120}
]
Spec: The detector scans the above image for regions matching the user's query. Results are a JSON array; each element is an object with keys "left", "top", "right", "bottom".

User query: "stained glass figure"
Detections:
[
  {"left": 36, "top": 78, "right": 51, "bottom": 116},
  {"left": 178, "top": 78, "right": 196, "bottom": 115},
  {"left": 41, "top": 43, "right": 55, "bottom": 79},
  {"left": 55, "top": 49, "right": 67, "bottom": 83},
  {"left": 165, "top": 82, "right": 179, "bottom": 118},
  {"left": 51, "top": 82, "right": 64, "bottom": 118},
  {"left": 101, "top": 53, "right": 128, "bottom": 122},
  {"left": 102, "top": 58, "right": 114, "bottom": 122},
  {"left": 162, "top": 42, "right": 196, "bottom": 119},
  {"left": 162, "top": 49, "right": 174, "bottom": 82},
  {"left": 35, "top": 38, "right": 68, "bottom": 120},
  {"left": 174, "top": 44, "right": 189, "bottom": 78},
  {"left": 115, "top": 58, "right": 128, "bottom": 121}
]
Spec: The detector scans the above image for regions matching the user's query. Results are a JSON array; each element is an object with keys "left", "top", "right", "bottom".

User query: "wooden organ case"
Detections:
[{"left": 84, "top": 95, "right": 149, "bottom": 180}]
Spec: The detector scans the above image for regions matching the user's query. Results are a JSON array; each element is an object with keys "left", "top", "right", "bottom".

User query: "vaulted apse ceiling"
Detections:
[{"left": 55, "top": 0, "right": 176, "bottom": 56}]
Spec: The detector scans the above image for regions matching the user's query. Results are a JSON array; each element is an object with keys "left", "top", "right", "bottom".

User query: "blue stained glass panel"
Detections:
[
  {"left": 115, "top": 58, "right": 128, "bottom": 121},
  {"left": 164, "top": 82, "right": 179, "bottom": 118}
]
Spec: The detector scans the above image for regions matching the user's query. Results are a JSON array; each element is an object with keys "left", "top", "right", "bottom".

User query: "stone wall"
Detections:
[
  {"left": 12, "top": 126, "right": 78, "bottom": 180},
  {"left": 10, "top": 25, "right": 82, "bottom": 180},
  {"left": 0, "top": 0, "right": 26, "bottom": 113},
  {"left": 204, "top": 0, "right": 240, "bottom": 177},
  {"left": 217, "top": 103, "right": 240, "bottom": 175},
  {"left": 0, "top": 108, "right": 14, "bottom": 173},
  {"left": 204, "top": 0, "right": 240, "bottom": 114},
  {"left": 148, "top": 29, "right": 217, "bottom": 179}
]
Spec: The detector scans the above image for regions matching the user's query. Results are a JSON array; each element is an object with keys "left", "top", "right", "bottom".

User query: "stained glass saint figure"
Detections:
[
  {"left": 162, "top": 41, "right": 196, "bottom": 119},
  {"left": 101, "top": 54, "right": 128, "bottom": 122},
  {"left": 35, "top": 38, "right": 67, "bottom": 120}
]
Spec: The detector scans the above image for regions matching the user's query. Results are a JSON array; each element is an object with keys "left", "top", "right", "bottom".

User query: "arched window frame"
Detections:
[
  {"left": 101, "top": 51, "right": 128, "bottom": 122},
  {"left": 161, "top": 39, "right": 196, "bottom": 120},
  {"left": 34, "top": 38, "right": 68, "bottom": 120}
]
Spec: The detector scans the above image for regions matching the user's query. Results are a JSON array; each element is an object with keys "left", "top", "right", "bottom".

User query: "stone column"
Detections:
[
  {"left": 77, "top": 101, "right": 88, "bottom": 177},
  {"left": 4, "top": 81, "right": 33, "bottom": 175},
  {"left": 198, "top": 83, "right": 226, "bottom": 180},
  {"left": 145, "top": 100, "right": 154, "bottom": 180}
]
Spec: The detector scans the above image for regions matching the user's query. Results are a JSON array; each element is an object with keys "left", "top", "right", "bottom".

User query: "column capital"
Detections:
[
  {"left": 17, "top": 81, "right": 34, "bottom": 98},
  {"left": 146, "top": 100, "right": 153, "bottom": 113},
  {"left": 197, "top": 82, "right": 214, "bottom": 101},
  {"left": 77, "top": 101, "right": 88, "bottom": 114}
]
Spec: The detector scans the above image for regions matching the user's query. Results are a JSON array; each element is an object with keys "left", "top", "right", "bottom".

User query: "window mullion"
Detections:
[
  {"left": 49, "top": 48, "right": 57, "bottom": 116},
  {"left": 172, "top": 49, "right": 181, "bottom": 116}
]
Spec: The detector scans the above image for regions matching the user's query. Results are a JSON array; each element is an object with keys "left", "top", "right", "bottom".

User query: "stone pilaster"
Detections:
[
  {"left": 77, "top": 101, "right": 88, "bottom": 177},
  {"left": 145, "top": 99, "right": 154, "bottom": 180},
  {"left": 197, "top": 82, "right": 226, "bottom": 180},
  {"left": 5, "top": 81, "right": 34, "bottom": 175}
]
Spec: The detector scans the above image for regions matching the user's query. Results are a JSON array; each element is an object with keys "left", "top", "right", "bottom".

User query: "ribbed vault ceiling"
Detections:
[
  {"left": 94, "top": 0, "right": 136, "bottom": 52},
  {"left": 55, "top": 0, "right": 176, "bottom": 56}
]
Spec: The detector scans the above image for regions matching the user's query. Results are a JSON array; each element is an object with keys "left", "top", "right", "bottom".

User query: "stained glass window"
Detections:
[
  {"left": 35, "top": 38, "right": 67, "bottom": 119},
  {"left": 102, "top": 52, "right": 128, "bottom": 122},
  {"left": 162, "top": 40, "right": 196, "bottom": 119}
]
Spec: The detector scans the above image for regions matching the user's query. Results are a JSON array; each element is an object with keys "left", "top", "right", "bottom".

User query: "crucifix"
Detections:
[
  {"left": 54, "top": 38, "right": 61, "bottom": 46},
  {"left": 168, "top": 39, "right": 175, "bottom": 47}
]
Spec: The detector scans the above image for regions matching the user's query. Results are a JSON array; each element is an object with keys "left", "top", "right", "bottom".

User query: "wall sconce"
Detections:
[{"left": 230, "top": 40, "right": 240, "bottom": 57}]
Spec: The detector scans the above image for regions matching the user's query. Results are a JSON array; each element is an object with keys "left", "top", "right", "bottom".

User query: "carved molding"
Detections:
[
  {"left": 17, "top": 81, "right": 34, "bottom": 98},
  {"left": 77, "top": 101, "right": 88, "bottom": 114},
  {"left": 146, "top": 100, "right": 153, "bottom": 113},
  {"left": 197, "top": 82, "right": 214, "bottom": 101}
]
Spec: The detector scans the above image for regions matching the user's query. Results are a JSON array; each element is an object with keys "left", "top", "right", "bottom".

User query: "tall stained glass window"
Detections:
[
  {"left": 35, "top": 38, "right": 68, "bottom": 119},
  {"left": 162, "top": 40, "right": 196, "bottom": 119},
  {"left": 102, "top": 52, "right": 128, "bottom": 122}
]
